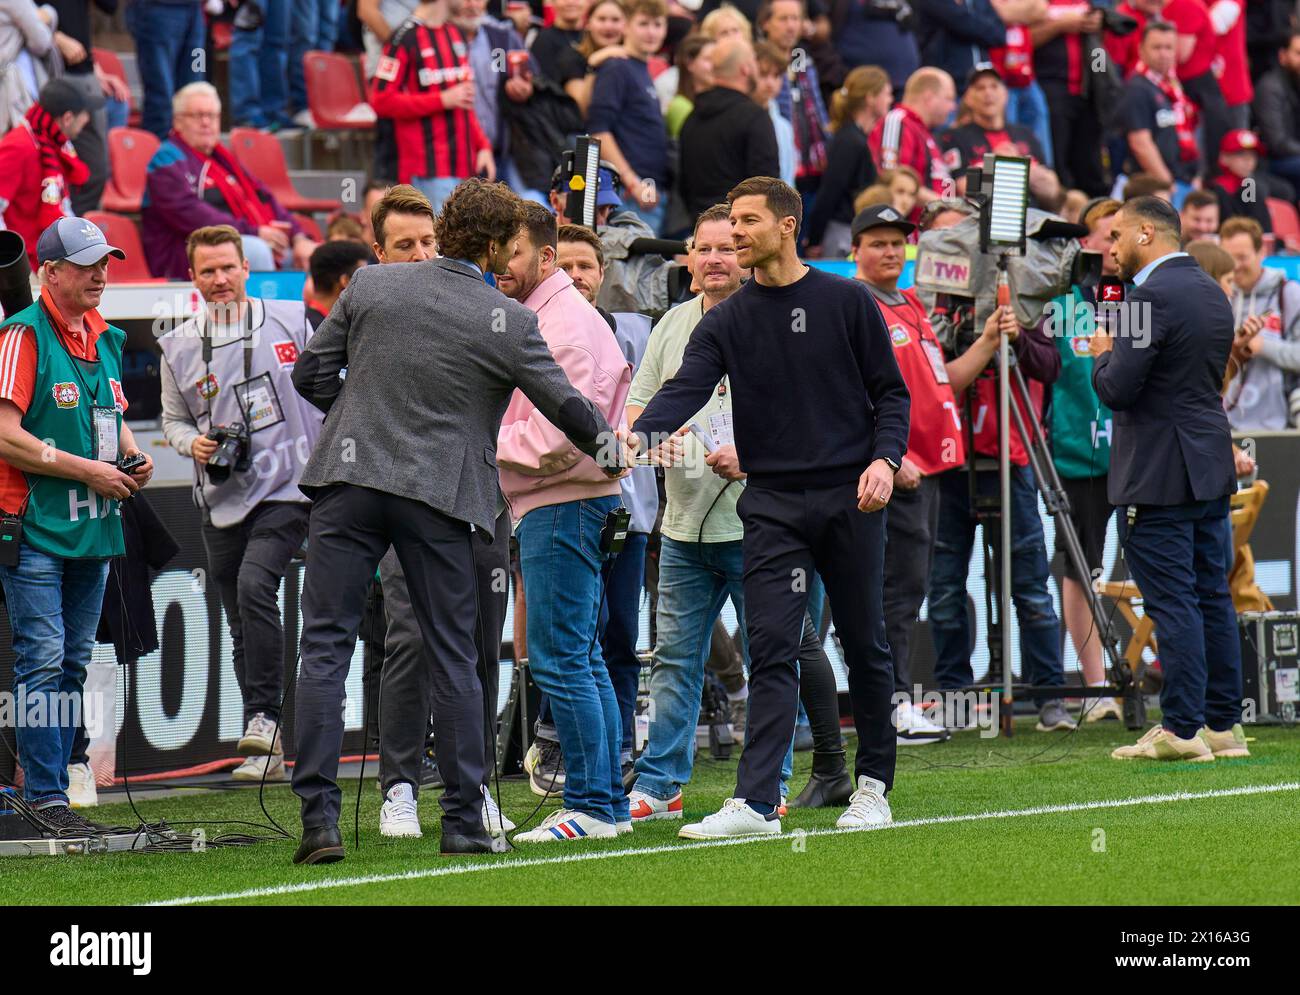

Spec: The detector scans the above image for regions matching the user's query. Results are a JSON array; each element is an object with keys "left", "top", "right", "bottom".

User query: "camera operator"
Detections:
[
  {"left": 921, "top": 203, "right": 1075, "bottom": 732},
  {"left": 158, "top": 225, "right": 324, "bottom": 782}
]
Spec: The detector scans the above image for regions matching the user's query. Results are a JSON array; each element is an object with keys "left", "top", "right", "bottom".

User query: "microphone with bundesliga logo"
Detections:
[{"left": 1097, "top": 276, "right": 1125, "bottom": 338}]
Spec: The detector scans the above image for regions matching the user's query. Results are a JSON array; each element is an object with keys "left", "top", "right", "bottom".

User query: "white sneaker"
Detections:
[
  {"left": 232, "top": 753, "right": 287, "bottom": 782},
  {"left": 1083, "top": 696, "right": 1123, "bottom": 723},
  {"left": 513, "top": 808, "right": 617, "bottom": 844},
  {"left": 628, "top": 789, "right": 684, "bottom": 821},
  {"left": 379, "top": 782, "right": 422, "bottom": 838},
  {"left": 616, "top": 820, "right": 633, "bottom": 835},
  {"left": 836, "top": 776, "right": 893, "bottom": 830},
  {"left": 481, "top": 785, "right": 515, "bottom": 836},
  {"left": 67, "top": 762, "right": 98, "bottom": 808},
  {"left": 678, "top": 797, "right": 781, "bottom": 840},
  {"left": 237, "top": 712, "right": 282, "bottom": 756},
  {"left": 894, "top": 701, "right": 951, "bottom": 745},
  {"left": 291, "top": 109, "right": 316, "bottom": 129}
]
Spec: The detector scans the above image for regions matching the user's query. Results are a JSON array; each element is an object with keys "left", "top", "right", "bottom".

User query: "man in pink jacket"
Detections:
[{"left": 496, "top": 203, "right": 634, "bottom": 843}]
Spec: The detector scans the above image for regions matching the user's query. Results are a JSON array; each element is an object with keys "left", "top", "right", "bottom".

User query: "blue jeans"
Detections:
[
  {"left": 229, "top": 0, "right": 291, "bottom": 128},
  {"left": 125, "top": 0, "right": 206, "bottom": 138},
  {"left": 0, "top": 546, "right": 109, "bottom": 805},
  {"left": 411, "top": 176, "right": 464, "bottom": 215},
  {"left": 599, "top": 531, "right": 647, "bottom": 761},
  {"left": 1118, "top": 498, "right": 1242, "bottom": 738},
  {"left": 288, "top": 0, "right": 339, "bottom": 113},
  {"left": 105, "top": 97, "right": 129, "bottom": 132},
  {"left": 929, "top": 465, "right": 1064, "bottom": 704},
  {"left": 633, "top": 537, "right": 792, "bottom": 801},
  {"left": 1006, "top": 81, "right": 1055, "bottom": 170},
  {"left": 517, "top": 496, "right": 627, "bottom": 825}
]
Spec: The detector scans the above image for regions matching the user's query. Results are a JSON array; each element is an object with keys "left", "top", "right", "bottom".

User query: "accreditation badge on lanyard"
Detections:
[
  {"left": 92, "top": 405, "right": 118, "bottom": 462},
  {"left": 920, "top": 339, "right": 950, "bottom": 385}
]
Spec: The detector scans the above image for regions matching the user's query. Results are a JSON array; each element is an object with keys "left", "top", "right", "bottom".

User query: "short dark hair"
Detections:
[
  {"left": 372, "top": 184, "right": 434, "bottom": 247},
  {"left": 557, "top": 224, "right": 605, "bottom": 268},
  {"left": 1141, "top": 19, "right": 1176, "bottom": 43},
  {"left": 757, "top": 0, "right": 803, "bottom": 28},
  {"left": 520, "top": 201, "right": 558, "bottom": 250},
  {"left": 1181, "top": 189, "right": 1220, "bottom": 213},
  {"left": 1122, "top": 195, "right": 1182, "bottom": 243},
  {"left": 727, "top": 176, "right": 802, "bottom": 230},
  {"left": 1122, "top": 172, "right": 1172, "bottom": 201},
  {"left": 310, "top": 240, "right": 371, "bottom": 294},
  {"left": 693, "top": 203, "right": 733, "bottom": 243},
  {"left": 434, "top": 178, "right": 524, "bottom": 261}
]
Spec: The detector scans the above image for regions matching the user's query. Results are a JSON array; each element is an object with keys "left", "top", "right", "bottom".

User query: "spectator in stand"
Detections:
[
  {"left": 1210, "top": 0, "right": 1252, "bottom": 130},
  {"left": 869, "top": 66, "right": 956, "bottom": 208},
  {"left": 1211, "top": 129, "right": 1277, "bottom": 234},
  {"left": 754, "top": 38, "right": 796, "bottom": 186},
  {"left": 0, "top": 80, "right": 94, "bottom": 272},
  {"left": 804, "top": 64, "right": 886, "bottom": 258},
  {"left": 289, "top": 0, "right": 342, "bottom": 126},
  {"left": 760, "top": 0, "right": 830, "bottom": 209},
  {"left": 357, "top": 0, "right": 419, "bottom": 180},
  {"left": 359, "top": 177, "right": 392, "bottom": 244},
  {"left": 306, "top": 239, "right": 371, "bottom": 328},
  {"left": 1121, "top": 170, "right": 1173, "bottom": 201},
  {"left": 700, "top": 3, "right": 751, "bottom": 43},
  {"left": 1254, "top": 30, "right": 1300, "bottom": 198},
  {"left": 124, "top": 0, "right": 205, "bottom": 139},
  {"left": 664, "top": 33, "right": 715, "bottom": 137},
  {"left": 369, "top": 0, "right": 495, "bottom": 212},
  {"left": 531, "top": 0, "right": 587, "bottom": 83},
  {"left": 988, "top": 0, "right": 1054, "bottom": 166},
  {"left": 916, "top": 0, "right": 1006, "bottom": 97},
  {"left": 1, "top": 1, "right": 53, "bottom": 134},
  {"left": 939, "top": 63, "right": 1060, "bottom": 208},
  {"left": 586, "top": 0, "right": 670, "bottom": 233},
  {"left": 1117, "top": 21, "right": 1200, "bottom": 207},
  {"left": 1180, "top": 187, "right": 1221, "bottom": 242},
  {"left": 326, "top": 213, "right": 367, "bottom": 242},
  {"left": 1106, "top": 0, "right": 1228, "bottom": 184},
  {"left": 821, "top": 0, "right": 917, "bottom": 95},
  {"left": 142, "top": 82, "right": 320, "bottom": 278},
  {"left": 679, "top": 37, "right": 779, "bottom": 219},
  {"left": 450, "top": 0, "right": 547, "bottom": 205},
  {"left": 1031, "top": 1, "right": 1108, "bottom": 196},
  {"left": 1220, "top": 215, "right": 1300, "bottom": 431},
  {"left": 229, "top": 0, "right": 292, "bottom": 129},
  {"left": 564, "top": 0, "right": 629, "bottom": 117}
]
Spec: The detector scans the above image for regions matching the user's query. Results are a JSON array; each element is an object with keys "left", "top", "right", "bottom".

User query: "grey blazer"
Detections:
[{"left": 293, "top": 257, "right": 612, "bottom": 535}]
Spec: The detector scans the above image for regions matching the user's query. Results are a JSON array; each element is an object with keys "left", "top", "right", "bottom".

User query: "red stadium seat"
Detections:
[
  {"left": 85, "top": 212, "right": 157, "bottom": 281},
  {"left": 1266, "top": 198, "right": 1300, "bottom": 253},
  {"left": 293, "top": 212, "right": 323, "bottom": 242},
  {"left": 229, "top": 128, "right": 342, "bottom": 214},
  {"left": 303, "top": 51, "right": 376, "bottom": 131},
  {"left": 101, "top": 127, "right": 159, "bottom": 215},
  {"left": 91, "top": 48, "right": 141, "bottom": 129}
]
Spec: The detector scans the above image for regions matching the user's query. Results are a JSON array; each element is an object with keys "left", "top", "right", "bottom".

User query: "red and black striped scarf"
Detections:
[{"left": 24, "top": 102, "right": 90, "bottom": 201}]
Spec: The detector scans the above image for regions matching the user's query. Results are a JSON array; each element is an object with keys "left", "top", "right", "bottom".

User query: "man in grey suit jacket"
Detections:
[{"left": 289, "top": 179, "right": 622, "bottom": 864}]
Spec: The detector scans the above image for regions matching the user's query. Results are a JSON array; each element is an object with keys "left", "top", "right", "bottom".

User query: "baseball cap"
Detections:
[
  {"left": 851, "top": 203, "right": 917, "bottom": 241},
  {"left": 37, "top": 217, "right": 126, "bottom": 267},
  {"left": 551, "top": 165, "right": 623, "bottom": 207},
  {"left": 965, "top": 62, "right": 1003, "bottom": 90},
  {"left": 1220, "top": 129, "right": 1263, "bottom": 157},
  {"left": 38, "top": 78, "right": 105, "bottom": 117}
]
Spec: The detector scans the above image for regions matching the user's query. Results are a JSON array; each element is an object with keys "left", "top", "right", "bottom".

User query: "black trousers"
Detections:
[
  {"left": 378, "top": 508, "right": 510, "bottom": 797},
  {"left": 202, "top": 501, "right": 311, "bottom": 724},
  {"left": 1041, "top": 82, "right": 1109, "bottom": 196},
  {"left": 1182, "top": 72, "right": 1230, "bottom": 184},
  {"left": 292, "top": 484, "right": 485, "bottom": 835},
  {"left": 796, "top": 610, "right": 843, "bottom": 755},
  {"left": 736, "top": 482, "right": 894, "bottom": 805},
  {"left": 883, "top": 475, "right": 941, "bottom": 695}
]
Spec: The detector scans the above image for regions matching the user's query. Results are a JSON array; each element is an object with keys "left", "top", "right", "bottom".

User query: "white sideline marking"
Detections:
[{"left": 145, "top": 781, "right": 1300, "bottom": 906}]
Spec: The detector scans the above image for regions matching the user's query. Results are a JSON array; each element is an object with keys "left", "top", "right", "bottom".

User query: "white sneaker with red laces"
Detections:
[{"left": 628, "top": 789, "right": 683, "bottom": 821}]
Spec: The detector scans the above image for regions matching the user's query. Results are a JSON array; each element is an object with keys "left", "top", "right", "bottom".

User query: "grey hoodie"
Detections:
[{"left": 1227, "top": 265, "right": 1300, "bottom": 431}]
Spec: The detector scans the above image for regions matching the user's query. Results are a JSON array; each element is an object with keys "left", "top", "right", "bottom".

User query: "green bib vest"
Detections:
[
  {"left": 1, "top": 300, "right": 126, "bottom": 559},
  {"left": 1049, "top": 288, "right": 1112, "bottom": 480}
]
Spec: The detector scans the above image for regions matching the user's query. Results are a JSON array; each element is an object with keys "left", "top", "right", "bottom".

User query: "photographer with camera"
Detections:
[
  {"left": 159, "top": 225, "right": 324, "bottom": 783},
  {"left": 0, "top": 217, "right": 151, "bottom": 832}
]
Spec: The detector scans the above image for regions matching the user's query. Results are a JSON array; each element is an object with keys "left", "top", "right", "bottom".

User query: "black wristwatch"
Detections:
[{"left": 882, "top": 456, "right": 901, "bottom": 473}]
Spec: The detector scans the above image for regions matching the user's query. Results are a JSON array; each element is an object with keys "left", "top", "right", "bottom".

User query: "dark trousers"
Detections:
[
  {"left": 796, "top": 610, "right": 844, "bottom": 754},
  {"left": 1041, "top": 82, "right": 1109, "bottom": 196},
  {"left": 599, "top": 531, "right": 648, "bottom": 759},
  {"left": 377, "top": 508, "right": 510, "bottom": 797},
  {"left": 292, "top": 484, "right": 484, "bottom": 835},
  {"left": 883, "top": 475, "right": 941, "bottom": 695},
  {"left": 202, "top": 501, "right": 310, "bottom": 724},
  {"left": 1182, "top": 72, "right": 1230, "bottom": 183},
  {"left": 66, "top": 72, "right": 108, "bottom": 213},
  {"left": 1117, "top": 497, "right": 1242, "bottom": 739},
  {"left": 736, "top": 482, "right": 894, "bottom": 805}
]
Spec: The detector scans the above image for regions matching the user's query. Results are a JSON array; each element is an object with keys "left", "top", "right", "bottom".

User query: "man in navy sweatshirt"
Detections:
[{"left": 624, "top": 175, "right": 911, "bottom": 838}]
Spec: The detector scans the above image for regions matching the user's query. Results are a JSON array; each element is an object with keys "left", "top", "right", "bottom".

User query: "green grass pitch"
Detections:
[{"left": 5, "top": 718, "right": 1299, "bottom": 905}]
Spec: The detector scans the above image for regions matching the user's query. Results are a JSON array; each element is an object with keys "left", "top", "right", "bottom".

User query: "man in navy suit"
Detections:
[{"left": 1089, "top": 196, "right": 1249, "bottom": 762}]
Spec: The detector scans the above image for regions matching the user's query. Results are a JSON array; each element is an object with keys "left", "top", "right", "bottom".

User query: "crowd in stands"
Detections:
[{"left": 5, "top": 1, "right": 1300, "bottom": 279}]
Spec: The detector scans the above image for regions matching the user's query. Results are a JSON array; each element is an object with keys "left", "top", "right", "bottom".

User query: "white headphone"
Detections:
[{"left": 1138, "top": 234, "right": 1150, "bottom": 244}]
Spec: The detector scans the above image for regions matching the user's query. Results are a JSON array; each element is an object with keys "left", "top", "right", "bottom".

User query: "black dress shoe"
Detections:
[
  {"left": 440, "top": 828, "right": 506, "bottom": 856},
  {"left": 293, "top": 826, "right": 345, "bottom": 865}
]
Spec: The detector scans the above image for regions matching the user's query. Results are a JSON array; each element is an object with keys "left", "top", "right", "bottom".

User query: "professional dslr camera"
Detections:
[{"left": 205, "top": 424, "right": 250, "bottom": 484}]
